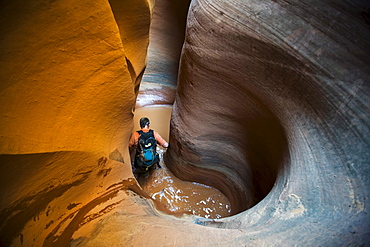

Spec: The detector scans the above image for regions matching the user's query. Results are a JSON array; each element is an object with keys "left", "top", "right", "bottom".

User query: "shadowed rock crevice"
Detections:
[
  {"left": 107, "top": 0, "right": 151, "bottom": 77},
  {"left": 125, "top": 57, "right": 136, "bottom": 83}
]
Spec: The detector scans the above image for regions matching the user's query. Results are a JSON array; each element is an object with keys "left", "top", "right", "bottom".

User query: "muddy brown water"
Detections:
[{"left": 133, "top": 105, "right": 231, "bottom": 219}]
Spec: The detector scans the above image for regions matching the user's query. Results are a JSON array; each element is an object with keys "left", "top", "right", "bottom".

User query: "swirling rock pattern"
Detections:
[
  {"left": 0, "top": 0, "right": 369, "bottom": 246},
  {"left": 165, "top": 0, "right": 370, "bottom": 244}
]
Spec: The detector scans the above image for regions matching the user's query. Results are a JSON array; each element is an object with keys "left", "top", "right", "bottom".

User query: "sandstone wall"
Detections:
[
  {"left": 136, "top": 0, "right": 191, "bottom": 107},
  {"left": 0, "top": 0, "right": 153, "bottom": 246},
  {"left": 1, "top": 0, "right": 369, "bottom": 246},
  {"left": 165, "top": 0, "right": 370, "bottom": 244},
  {"left": 0, "top": 0, "right": 153, "bottom": 156}
]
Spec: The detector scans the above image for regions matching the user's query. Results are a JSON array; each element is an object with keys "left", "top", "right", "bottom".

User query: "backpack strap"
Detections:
[{"left": 137, "top": 129, "right": 153, "bottom": 136}]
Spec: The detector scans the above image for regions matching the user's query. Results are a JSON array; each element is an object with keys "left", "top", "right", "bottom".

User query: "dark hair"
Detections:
[{"left": 139, "top": 117, "right": 150, "bottom": 128}]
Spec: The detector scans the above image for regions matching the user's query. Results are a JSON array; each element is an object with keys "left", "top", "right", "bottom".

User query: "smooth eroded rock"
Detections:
[{"left": 165, "top": 0, "right": 370, "bottom": 244}]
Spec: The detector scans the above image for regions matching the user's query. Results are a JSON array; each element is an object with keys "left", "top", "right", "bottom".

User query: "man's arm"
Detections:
[
  {"left": 154, "top": 131, "right": 169, "bottom": 148},
  {"left": 128, "top": 132, "right": 139, "bottom": 147}
]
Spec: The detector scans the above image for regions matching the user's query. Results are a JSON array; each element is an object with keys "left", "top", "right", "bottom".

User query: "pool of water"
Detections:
[
  {"left": 140, "top": 147, "right": 231, "bottom": 219},
  {"left": 132, "top": 105, "right": 231, "bottom": 219}
]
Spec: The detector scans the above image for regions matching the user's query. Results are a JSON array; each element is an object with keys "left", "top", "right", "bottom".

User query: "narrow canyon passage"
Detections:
[
  {"left": 132, "top": 106, "right": 232, "bottom": 219},
  {"left": 130, "top": 0, "right": 235, "bottom": 219},
  {"left": 0, "top": 0, "right": 369, "bottom": 246}
]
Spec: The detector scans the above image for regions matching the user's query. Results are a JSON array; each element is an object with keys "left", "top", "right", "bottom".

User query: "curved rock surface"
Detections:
[
  {"left": 0, "top": 0, "right": 151, "bottom": 246},
  {"left": 0, "top": 0, "right": 369, "bottom": 246},
  {"left": 136, "top": 0, "right": 190, "bottom": 107},
  {"left": 0, "top": 0, "right": 141, "bottom": 155},
  {"left": 165, "top": 0, "right": 370, "bottom": 244}
]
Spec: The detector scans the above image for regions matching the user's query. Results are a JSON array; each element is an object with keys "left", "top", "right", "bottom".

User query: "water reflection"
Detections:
[{"left": 139, "top": 147, "right": 231, "bottom": 219}]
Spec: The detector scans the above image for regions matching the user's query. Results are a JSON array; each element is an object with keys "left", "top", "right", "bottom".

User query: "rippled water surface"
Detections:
[{"left": 140, "top": 147, "right": 231, "bottom": 219}]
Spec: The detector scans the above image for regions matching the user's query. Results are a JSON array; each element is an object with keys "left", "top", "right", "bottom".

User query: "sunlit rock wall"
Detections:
[
  {"left": 165, "top": 0, "right": 370, "bottom": 244},
  {"left": 0, "top": 0, "right": 147, "bottom": 155},
  {"left": 0, "top": 0, "right": 153, "bottom": 246}
]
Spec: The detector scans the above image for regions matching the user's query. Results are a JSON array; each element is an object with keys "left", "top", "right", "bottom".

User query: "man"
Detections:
[{"left": 129, "top": 117, "right": 169, "bottom": 176}]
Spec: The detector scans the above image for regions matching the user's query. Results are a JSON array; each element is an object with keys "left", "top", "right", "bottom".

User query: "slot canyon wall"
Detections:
[
  {"left": 0, "top": 0, "right": 155, "bottom": 246},
  {"left": 0, "top": 0, "right": 150, "bottom": 155},
  {"left": 136, "top": 0, "right": 191, "bottom": 108},
  {"left": 0, "top": 0, "right": 369, "bottom": 246},
  {"left": 165, "top": 0, "right": 370, "bottom": 245}
]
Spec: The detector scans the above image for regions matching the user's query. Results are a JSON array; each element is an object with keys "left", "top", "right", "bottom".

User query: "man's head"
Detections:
[{"left": 139, "top": 117, "right": 150, "bottom": 129}]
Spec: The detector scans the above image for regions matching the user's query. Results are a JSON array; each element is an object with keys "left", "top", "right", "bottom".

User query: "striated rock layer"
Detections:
[
  {"left": 165, "top": 0, "right": 370, "bottom": 244},
  {"left": 136, "top": 0, "right": 191, "bottom": 107},
  {"left": 0, "top": 0, "right": 369, "bottom": 246}
]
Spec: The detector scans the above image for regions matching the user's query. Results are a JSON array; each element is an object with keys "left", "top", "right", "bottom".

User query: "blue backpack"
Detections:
[{"left": 136, "top": 130, "right": 159, "bottom": 168}]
